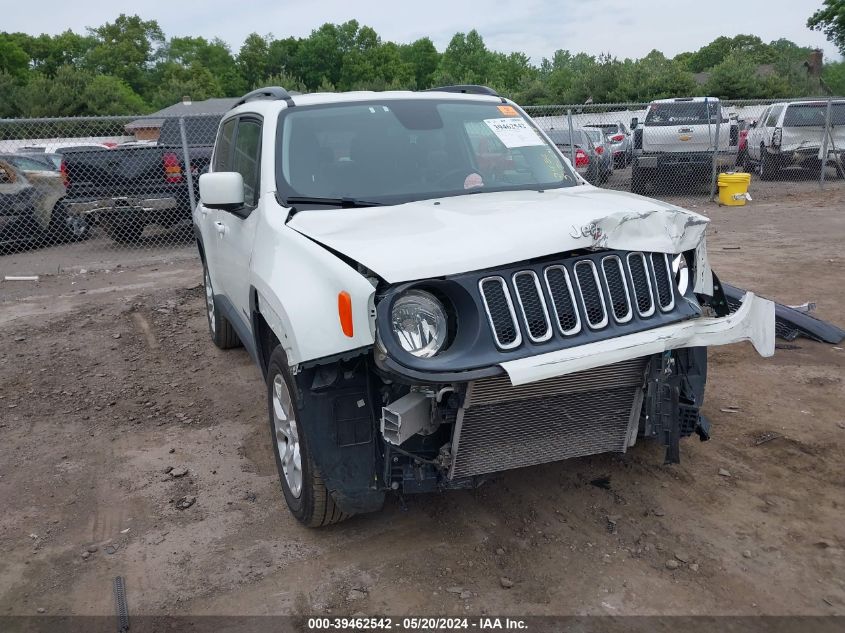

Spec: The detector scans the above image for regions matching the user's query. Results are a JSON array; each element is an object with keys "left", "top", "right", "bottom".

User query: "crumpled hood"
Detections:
[{"left": 287, "top": 186, "right": 710, "bottom": 284}]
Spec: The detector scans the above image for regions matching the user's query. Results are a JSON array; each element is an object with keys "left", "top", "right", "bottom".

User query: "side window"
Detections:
[
  {"left": 757, "top": 107, "right": 770, "bottom": 128},
  {"left": 232, "top": 119, "right": 262, "bottom": 207},
  {"left": 766, "top": 106, "right": 782, "bottom": 128},
  {"left": 213, "top": 119, "right": 236, "bottom": 172}
]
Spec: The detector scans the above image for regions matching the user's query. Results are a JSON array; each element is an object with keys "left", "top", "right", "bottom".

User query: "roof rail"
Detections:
[
  {"left": 425, "top": 85, "right": 501, "bottom": 97},
  {"left": 235, "top": 86, "right": 295, "bottom": 108}
]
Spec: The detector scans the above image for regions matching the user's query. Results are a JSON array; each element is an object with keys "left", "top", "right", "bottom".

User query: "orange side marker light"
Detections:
[{"left": 338, "top": 291, "right": 354, "bottom": 337}]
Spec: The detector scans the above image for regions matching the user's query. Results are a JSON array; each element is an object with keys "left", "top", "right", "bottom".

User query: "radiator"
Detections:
[{"left": 449, "top": 357, "right": 648, "bottom": 479}]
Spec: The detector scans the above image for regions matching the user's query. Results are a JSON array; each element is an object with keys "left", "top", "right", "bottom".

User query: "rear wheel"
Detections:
[
  {"left": 203, "top": 263, "right": 240, "bottom": 349},
  {"left": 49, "top": 202, "right": 89, "bottom": 243},
  {"left": 266, "top": 346, "right": 351, "bottom": 527}
]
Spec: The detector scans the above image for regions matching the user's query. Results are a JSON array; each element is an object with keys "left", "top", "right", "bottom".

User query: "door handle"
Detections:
[{"left": 213, "top": 221, "right": 227, "bottom": 236}]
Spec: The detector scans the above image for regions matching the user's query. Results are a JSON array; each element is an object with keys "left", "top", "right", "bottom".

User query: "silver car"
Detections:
[
  {"left": 585, "top": 121, "right": 632, "bottom": 167},
  {"left": 583, "top": 128, "right": 614, "bottom": 182}
]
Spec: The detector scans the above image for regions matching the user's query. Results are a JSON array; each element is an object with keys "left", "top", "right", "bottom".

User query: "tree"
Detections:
[
  {"left": 0, "top": 72, "right": 22, "bottom": 117},
  {"left": 437, "top": 30, "right": 494, "bottom": 85},
  {"left": 399, "top": 38, "right": 439, "bottom": 89},
  {"left": 16, "top": 65, "right": 146, "bottom": 116},
  {"left": 86, "top": 14, "right": 164, "bottom": 93},
  {"left": 238, "top": 33, "right": 271, "bottom": 89},
  {"left": 0, "top": 34, "right": 30, "bottom": 79},
  {"left": 158, "top": 36, "right": 244, "bottom": 96},
  {"left": 704, "top": 52, "right": 763, "bottom": 99},
  {"left": 807, "top": 0, "right": 845, "bottom": 56}
]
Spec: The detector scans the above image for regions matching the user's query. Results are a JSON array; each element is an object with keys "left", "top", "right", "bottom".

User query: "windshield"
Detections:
[
  {"left": 782, "top": 103, "right": 845, "bottom": 127},
  {"left": 645, "top": 102, "right": 721, "bottom": 126},
  {"left": 583, "top": 129, "right": 603, "bottom": 144},
  {"left": 275, "top": 99, "right": 578, "bottom": 204}
]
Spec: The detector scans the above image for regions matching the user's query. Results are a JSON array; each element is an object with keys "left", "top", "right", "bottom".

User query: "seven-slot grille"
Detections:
[{"left": 479, "top": 252, "right": 675, "bottom": 349}]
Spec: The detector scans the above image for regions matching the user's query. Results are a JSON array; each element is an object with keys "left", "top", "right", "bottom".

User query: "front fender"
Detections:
[{"left": 250, "top": 209, "right": 376, "bottom": 367}]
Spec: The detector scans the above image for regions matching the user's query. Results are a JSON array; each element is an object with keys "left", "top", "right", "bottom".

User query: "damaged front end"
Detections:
[{"left": 365, "top": 244, "right": 774, "bottom": 496}]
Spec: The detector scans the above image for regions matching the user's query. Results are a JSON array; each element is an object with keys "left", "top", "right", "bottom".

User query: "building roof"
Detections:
[{"left": 126, "top": 98, "right": 239, "bottom": 130}]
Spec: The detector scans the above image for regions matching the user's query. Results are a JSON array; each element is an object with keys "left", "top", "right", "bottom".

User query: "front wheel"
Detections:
[{"left": 266, "top": 347, "right": 351, "bottom": 527}]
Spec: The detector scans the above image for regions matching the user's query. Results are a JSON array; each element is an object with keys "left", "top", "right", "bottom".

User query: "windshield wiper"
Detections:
[{"left": 284, "top": 196, "right": 383, "bottom": 209}]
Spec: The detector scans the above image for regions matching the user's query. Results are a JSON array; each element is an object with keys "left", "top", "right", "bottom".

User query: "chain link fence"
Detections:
[
  {"left": 525, "top": 97, "right": 845, "bottom": 206},
  {"left": 1, "top": 97, "right": 843, "bottom": 274}
]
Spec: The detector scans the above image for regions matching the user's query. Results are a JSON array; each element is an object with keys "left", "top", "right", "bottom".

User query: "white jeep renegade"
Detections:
[{"left": 195, "top": 85, "right": 775, "bottom": 527}]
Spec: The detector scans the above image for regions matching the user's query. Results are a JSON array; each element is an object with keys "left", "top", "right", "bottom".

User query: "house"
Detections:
[{"left": 125, "top": 96, "right": 238, "bottom": 141}]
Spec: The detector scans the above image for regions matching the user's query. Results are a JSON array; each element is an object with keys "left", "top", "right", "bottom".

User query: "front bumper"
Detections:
[
  {"left": 66, "top": 196, "right": 177, "bottom": 217},
  {"left": 637, "top": 151, "right": 736, "bottom": 170},
  {"left": 501, "top": 291, "right": 774, "bottom": 385}
]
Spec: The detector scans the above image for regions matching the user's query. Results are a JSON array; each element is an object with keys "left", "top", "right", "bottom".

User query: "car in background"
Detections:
[
  {"left": 582, "top": 127, "right": 614, "bottom": 183},
  {"left": 0, "top": 159, "right": 40, "bottom": 251},
  {"left": 0, "top": 153, "right": 86, "bottom": 242},
  {"left": 545, "top": 128, "right": 602, "bottom": 184},
  {"left": 744, "top": 100, "right": 845, "bottom": 180},
  {"left": 585, "top": 121, "right": 631, "bottom": 167}
]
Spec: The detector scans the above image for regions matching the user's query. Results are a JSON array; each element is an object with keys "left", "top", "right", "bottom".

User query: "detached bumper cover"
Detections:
[{"left": 501, "top": 292, "right": 774, "bottom": 386}]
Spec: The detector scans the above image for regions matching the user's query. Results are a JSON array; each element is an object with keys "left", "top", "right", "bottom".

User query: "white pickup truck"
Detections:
[
  {"left": 194, "top": 85, "right": 774, "bottom": 526},
  {"left": 631, "top": 97, "right": 738, "bottom": 194},
  {"left": 744, "top": 100, "right": 845, "bottom": 180}
]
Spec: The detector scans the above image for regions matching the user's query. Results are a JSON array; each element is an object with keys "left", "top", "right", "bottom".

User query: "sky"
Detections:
[{"left": 4, "top": 0, "right": 840, "bottom": 62}]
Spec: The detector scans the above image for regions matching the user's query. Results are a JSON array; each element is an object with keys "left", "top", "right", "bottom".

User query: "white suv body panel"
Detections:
[{"left": 287, "top": 187, "right": 710, "bottom": 283}]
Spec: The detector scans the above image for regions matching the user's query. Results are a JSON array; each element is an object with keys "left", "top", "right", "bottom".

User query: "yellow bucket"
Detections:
[{"left": 718, "top": 172, "right": 752, "bottom": 206}]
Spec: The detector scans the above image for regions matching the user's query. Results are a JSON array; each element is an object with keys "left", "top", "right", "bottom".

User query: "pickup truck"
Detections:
[
  {"left": 744, "top": 100, "right": 845, "bottom": 180},
  {"left": 60, "top": 115, "right": 220, "bottom": 243},
  {"left": 631, "top": 97, "right": 738, "bottom": 194}
]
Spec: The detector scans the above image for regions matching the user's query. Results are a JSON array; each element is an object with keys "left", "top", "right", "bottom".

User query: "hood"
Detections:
[{"left": 287, "top": 187, "right": 709, "bottom": 283}]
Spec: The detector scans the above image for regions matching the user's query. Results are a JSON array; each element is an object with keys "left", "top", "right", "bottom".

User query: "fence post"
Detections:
[
  {"left": 709, "top": 100, "right": 722, "bottom": 201},
  {"left": 178, "top": 116, "right": 197, "bottom": 211},
  {"left": 566, "top": 108, "right": 576, "bottom": 168},
  {"left": 819, "top": 97, "right": 832, "bottom": 190}
]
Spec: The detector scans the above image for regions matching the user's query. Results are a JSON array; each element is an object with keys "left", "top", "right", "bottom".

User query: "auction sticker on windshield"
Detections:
[{"left": 484, "top": 118, "right": 544, "bottom": 148}]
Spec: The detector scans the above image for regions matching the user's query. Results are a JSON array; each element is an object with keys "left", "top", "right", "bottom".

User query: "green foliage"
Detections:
[
  {"left": 807, "top": 0, "right": 845, "bottom": 56},
  {"left": 0, "top": 34, "right": 30, "bottom": 79},
  {"left": 86, "top": 14, "right": 164, "bottom": 94},
  {"left": 0, "top": 15, "right": 834, "bottom": 117},
  {"left": 822, "top": 60, "right": 845, "bottom": 95},
  {"left": 704, "top": 52, "right": 765, "bottom": 99},
  {"left": 15, "top": 65, "right": 146, "bottom": 116}
]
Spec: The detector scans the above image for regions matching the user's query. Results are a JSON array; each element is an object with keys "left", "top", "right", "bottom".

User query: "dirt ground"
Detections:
[{"left": 0, "top": 179, "right": 843, "bottom": 619}]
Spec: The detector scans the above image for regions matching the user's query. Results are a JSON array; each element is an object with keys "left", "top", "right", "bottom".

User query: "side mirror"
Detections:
[
  {"left": 199, "top": 172, "right": 244, "bottom": 210},
  {"left": 630, "top": 117, "right": 638, "bottom": 130}
]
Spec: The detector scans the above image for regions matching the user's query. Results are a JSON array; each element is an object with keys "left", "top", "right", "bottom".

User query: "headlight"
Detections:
[
  {"left": 390, "top": 290, "right": 448, "bottom": 358},
  {"left": 672, "top": 254, "right": 689, "bottom": 295}
]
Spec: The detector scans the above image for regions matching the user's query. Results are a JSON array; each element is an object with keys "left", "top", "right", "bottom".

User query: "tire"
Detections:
[
  {"left": 631, "top": 164, "right": 648, "bottom": 194},
  {"left": 104, "top": 221, "right": 145, "bottom": 244},
  {"left": 266, "top": 346, "right": 351, "bottom": 527},
  {"left": 203, "top": 263, "right": 240, "bottom": 349},
  {"left": 49, "top": 202, "right": 90, "bottom": 243},
  {"left": 758, "top": 146, "right": 779, "bottom": 181}
]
